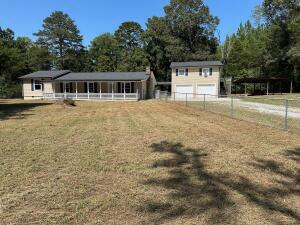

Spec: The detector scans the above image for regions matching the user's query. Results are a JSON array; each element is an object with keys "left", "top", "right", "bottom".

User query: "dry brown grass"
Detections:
[{"left": 0, "top": 99, "right": 299, "bottom": 225}]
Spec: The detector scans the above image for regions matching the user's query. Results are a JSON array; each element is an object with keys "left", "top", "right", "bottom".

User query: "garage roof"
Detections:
[
  {"left": 55, "top": 72, "right": 149, "bottom": 81},
  {"left": 170, "top": 61, "right": 223, "bottom": 68},
  {"left": 19, "top": 70, "right": 70, "bottom": 79}
]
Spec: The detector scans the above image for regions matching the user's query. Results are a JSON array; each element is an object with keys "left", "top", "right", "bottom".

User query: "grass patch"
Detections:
[{"left": 0, "top": 99, "right": 300, "bottom": 224}]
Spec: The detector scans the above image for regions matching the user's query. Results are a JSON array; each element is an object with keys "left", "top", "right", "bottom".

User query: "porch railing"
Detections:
[{"left": 43, "top": 93, "right": 139, "bottom": 100}]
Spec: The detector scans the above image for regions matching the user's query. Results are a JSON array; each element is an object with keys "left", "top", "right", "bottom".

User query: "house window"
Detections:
[
  {"left": 89, "top": 82, "right": 95, "bottom": 93},
  {"left": 202, "top": 68, "right": 210, "bottom": 77},
  {"left": 178, "top": 69, "right": 185, "bottom": 76},
  {"left": 121, "top": 82, "right": 133, "bottom": 93},
  {"left": 65, "top": 83, "right": 70, "bottom": 93},
  {"left": 34, "top": 80, "right": 42, "bottom": 90}
]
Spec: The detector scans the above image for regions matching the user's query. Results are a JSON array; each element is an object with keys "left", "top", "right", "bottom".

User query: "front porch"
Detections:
[{"left": 43, "top": 81, "right": 143, "bottom": 100}]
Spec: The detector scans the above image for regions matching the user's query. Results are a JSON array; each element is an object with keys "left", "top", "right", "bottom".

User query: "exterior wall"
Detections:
[
  {"left": 23, "top": 79, "right": 53, "bottom": 100},
  {"left": 171, "top": 66, "right": 221, "bottom": 96}
]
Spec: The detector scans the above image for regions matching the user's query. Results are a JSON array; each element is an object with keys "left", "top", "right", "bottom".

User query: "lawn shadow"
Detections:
[
  {"left": 140, "top": 141, "right": 300, "bottom": 224},
  {"left": 0, "top": 101, "right": 51, "bottom": 121},
  {"left": 139, "top": 141, "right": 236, "bottom": 224}
]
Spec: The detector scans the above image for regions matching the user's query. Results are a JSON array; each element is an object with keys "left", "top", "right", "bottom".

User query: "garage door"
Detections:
[
  {"left": 197, "top": 84, "right": 216, "bottom": 96},
  {"left": 175, "top": 85, "right": 193, "bottom": 99}
]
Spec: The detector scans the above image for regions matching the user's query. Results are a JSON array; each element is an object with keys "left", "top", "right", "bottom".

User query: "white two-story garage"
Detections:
[{"left": 171, "top": 61, "right": 225, "bottom": 97}]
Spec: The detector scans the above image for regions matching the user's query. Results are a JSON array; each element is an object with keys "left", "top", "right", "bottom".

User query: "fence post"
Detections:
[
  {"left": 203, "top": 94, "right": 206, "bottom": 110},
  {"left": 185, "top": 93, "right": 188, "bottom": 106},
  {"left": 285, "top": 99, "right": 288, "bottom": 130},
  {"left": 231, "top": 96, "right": 234, "bottom": 118}
]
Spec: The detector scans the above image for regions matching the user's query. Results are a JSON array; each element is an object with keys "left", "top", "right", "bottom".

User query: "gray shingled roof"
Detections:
[
  {"left": 170, "top": 61, "right": 223, "bottom": 68},
  {"left": 55, "top": 72, "right": 149, "bottom": 81},
  {"left": 19, "top": 70, "right": 70, "bottom": 79}
]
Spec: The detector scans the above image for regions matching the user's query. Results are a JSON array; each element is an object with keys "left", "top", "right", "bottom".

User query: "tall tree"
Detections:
[
  {"left": 164, "top": 0, "right": 219, "bottom": 54},
  {"left": 34, "top": 11, "right": 83, "bottom": 69},
  {"left": 89, "top": 33, "right": 121, "bottom": 72},
  {"left": 115, "top": 22, "right": 143, "bottom": 50},
  {"left": 262, "top": 0, "right": 299, "bottom": 24},
  {"left": 144, "top": 0, "right": 219, "bottom": 81},
  {"left": 114, "top": 21, "right": 148, "bottom": 72},
  {"left": 222, "top": 21, "right": 268, "bottom": 79}
]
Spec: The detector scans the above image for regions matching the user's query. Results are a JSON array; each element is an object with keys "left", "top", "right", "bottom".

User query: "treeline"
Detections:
[
  {"left": 222, "top": 0, "right": 300, "bottom": 85},
  {"left": 0, "top": 0, "right": 299, "bottom": 98},
  {"left": 0, "top": 0, "right": 219, "bottom": 98}
]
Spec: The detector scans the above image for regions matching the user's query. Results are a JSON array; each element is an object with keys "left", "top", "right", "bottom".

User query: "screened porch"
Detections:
[{"left": 43, "top": 81, "right": 142, "bottom": 100}]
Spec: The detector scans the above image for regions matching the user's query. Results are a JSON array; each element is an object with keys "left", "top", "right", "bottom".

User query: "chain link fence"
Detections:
[{"left": 159, "top": 91, "right": 300, "bottom": 133}]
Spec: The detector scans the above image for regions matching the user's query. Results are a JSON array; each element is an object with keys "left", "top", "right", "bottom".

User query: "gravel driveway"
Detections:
[{"left": 237, "top": 100, "right": 300, "bottom": 119}]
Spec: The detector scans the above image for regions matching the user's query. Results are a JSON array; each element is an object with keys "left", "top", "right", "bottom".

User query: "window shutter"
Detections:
[
  {"left": 176, "top": 69, "right": 179, "bottom": 76},
  {"left": 94, "top": 82, "right": 98, "bottom": 93},
  {"left": 210, "top": 68, "right": 213, "bottom": 76},
  {"left": 118, "top": 82, "right": 121, "bottom": 93},
  {"left": 70, "top": 83, "right": 73, "bottom": 93},
  {"left": 60, "top": 83, "right": 63, "bottom": 92},
  {"left": 199, "top": 68, "right": 203, "bottom": 76},
  {"left": 131, "top": 82, "right": 135, "bottom": 93},
  {"left": 185, "top": 68, "right": 189, "bottom": 76},
  {"left": 31, "top": 79, "right": 34, "bottom": 91},
  {"left": 84, "top": 82, "right": 87, "bottom": 93}
]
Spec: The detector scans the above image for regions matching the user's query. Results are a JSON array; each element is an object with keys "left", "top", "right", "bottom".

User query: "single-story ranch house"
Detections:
[
  {"left": 170, "top": 61, "right": 231, "bottom": 98},
  {"left": 19, "top": 68, "right": 156, "bottom": 100}
]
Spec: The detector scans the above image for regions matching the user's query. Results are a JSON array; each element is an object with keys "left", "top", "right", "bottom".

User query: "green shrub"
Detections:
[
  {"left": 0, "top": 82, "right": 22, "bottom": 98},
  {"left": 62, "top": 98, "right": 76, "bottom": 106}
]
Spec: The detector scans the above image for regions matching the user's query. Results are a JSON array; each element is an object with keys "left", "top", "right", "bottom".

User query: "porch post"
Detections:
[
  {"left": 53, "top": 82, "right": 56, "bottom": 99},
  {"left": 99, "top": 82, "right": 102, "bottom": 99},
  {"left": 76, "top": 82, "right": 78, "bottom": 99},
  {"left": 112, "top": 82, "right": 114, "bottom": 100},
  {"left": 124, "top": 82, "right": 126, "bottom": 100},
  {"left": 87, "top": 81, "right": 90, "bottom": 99},
  {"left": 64, "top": 82, "right": 67, "bottom": 99},
  {"left": 136, "top": 81, "right": 139, "bottom": 100}
]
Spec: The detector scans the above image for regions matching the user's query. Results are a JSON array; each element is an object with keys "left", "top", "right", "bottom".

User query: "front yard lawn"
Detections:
[{"left": 0, "top": 99, "right": 299, "bottom": 224}]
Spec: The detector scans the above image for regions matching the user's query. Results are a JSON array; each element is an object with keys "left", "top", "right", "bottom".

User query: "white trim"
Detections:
[
  {"left": 87, "top": 81, "right": 90, "bottom": 99},
  {"left": 75, "top": 82, "right": 78, "bottom": 99},
  {"left": 99, "top": 82, "right": 102, "bottom": 99}
]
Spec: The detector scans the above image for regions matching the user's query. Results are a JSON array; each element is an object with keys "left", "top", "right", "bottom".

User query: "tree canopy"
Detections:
[
  {"left": 222, "top": 0, "right": 300, "bottom": 89},
  {"left": 34, "top": 11, "right": 83, "bottom": 69}
]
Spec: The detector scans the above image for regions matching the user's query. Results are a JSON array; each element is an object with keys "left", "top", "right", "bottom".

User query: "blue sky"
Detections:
[{"left": 0, "top": 0, "right": 262, "bottom": 46}]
